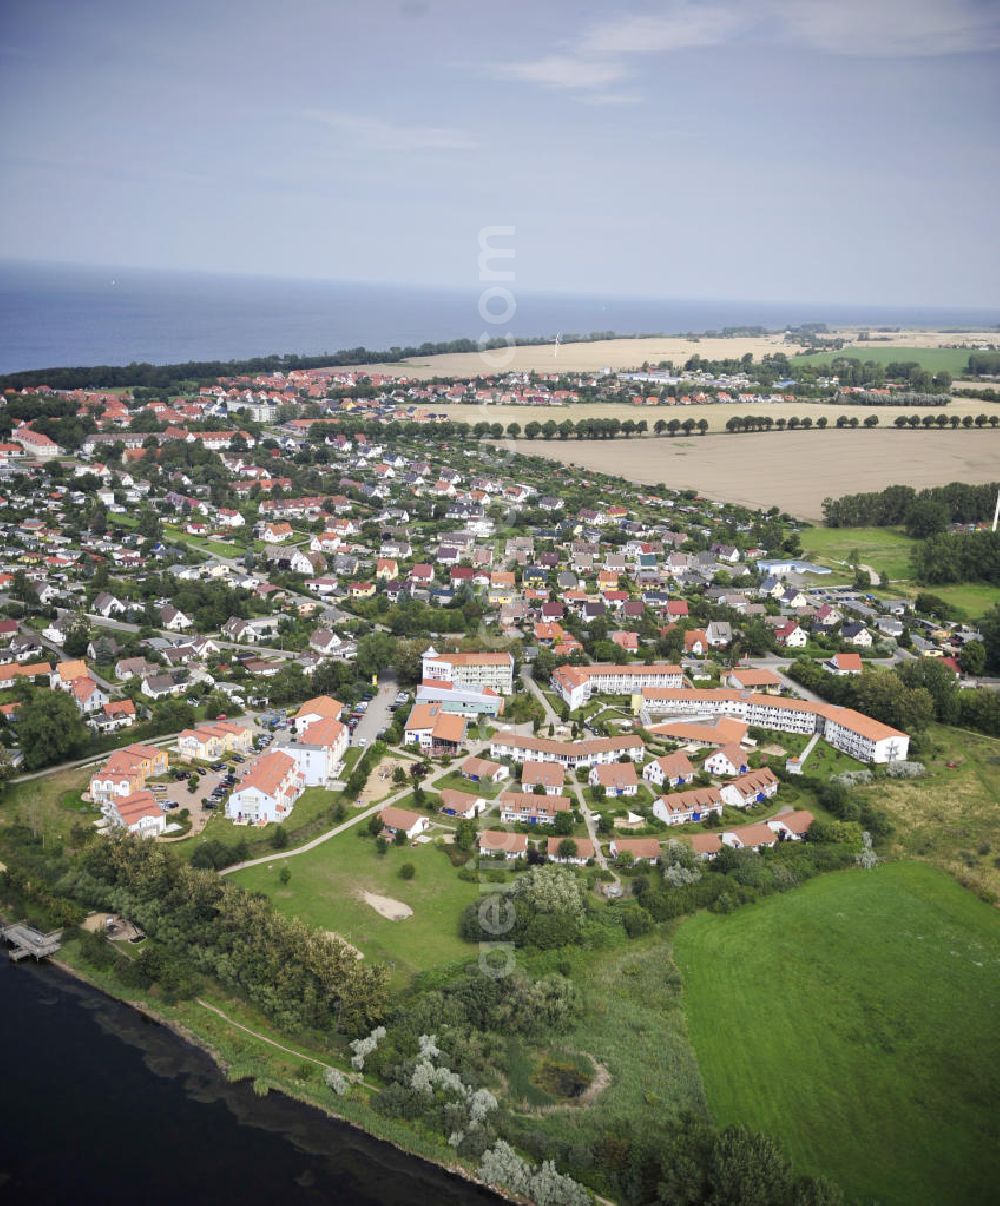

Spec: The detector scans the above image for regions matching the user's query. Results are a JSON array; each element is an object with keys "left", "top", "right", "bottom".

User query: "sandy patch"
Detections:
[
  {"left": 360, "top": 890, "right": 413, "bottom": 920},
  {"left": 324, "top": 931, "right": 365, "bottom": 959},
  {"left": 499, "top": 429, "right": 1000, "bottom": 520},
  {"left": 761, "top": 744, "right": 787, "bottom": 757},
  {"left": 355, "top": 754, "right": 413, "bottom": 808},
  {"left": 82, "top": 912, "right": 112, "bottom": 933}
]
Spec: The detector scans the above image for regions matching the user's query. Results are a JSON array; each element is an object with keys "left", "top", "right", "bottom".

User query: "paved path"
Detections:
[
  {"left": 221, "top": 738, "right": 491, "bottom": 875},
  {"left": 521, "top": 665, "right": 560, "bottom": 726},
  {"left": 572, "top": 782, "right": 620, "bottom": 892}
]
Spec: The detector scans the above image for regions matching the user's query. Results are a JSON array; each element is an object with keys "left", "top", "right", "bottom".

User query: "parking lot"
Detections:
[{"left": 150, "top": 716, "right": 276, "bottom": 834}]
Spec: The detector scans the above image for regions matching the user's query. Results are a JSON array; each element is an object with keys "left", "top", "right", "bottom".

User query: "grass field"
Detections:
[
  {"left": 674, "top": 862, "right": 1000, "bottom": 1205},
  {"left": 231, "top": 834, "right": 478, "bottom": 982},
  {"left": 868, "top": 724, "right": 1000, "bottom": 901},
  {"left": 800, "top": 525, "right": 916, "bottom": 581},
  {"left": 518, "top": 933, "right": 709, "bottom": 1161},
  {"left": 907, "top": 581, "right": 1000, "bottom": 621},
  {"left": 792, "top": 346, "right": 973, "bottom": 375},
  {"left": 0, "top": 766, "right": 95, "bottom": 842}
]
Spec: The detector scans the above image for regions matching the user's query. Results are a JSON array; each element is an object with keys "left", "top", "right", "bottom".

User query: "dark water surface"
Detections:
[
  {"left": 3, "top": 259, "right": 998, "bottom": 373},
  {"left": 0, "top": 957, "right": 498, "bottom": 1205}
]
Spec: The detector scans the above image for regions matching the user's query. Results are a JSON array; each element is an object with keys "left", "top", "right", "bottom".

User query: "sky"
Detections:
[{"left": 1, "top": 0, "right": 998, "bottom": 307}]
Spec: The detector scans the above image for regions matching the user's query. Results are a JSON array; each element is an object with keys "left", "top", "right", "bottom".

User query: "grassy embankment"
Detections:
[{"left": 674, "top": 861, "right": 1000, "bottom": 1206}]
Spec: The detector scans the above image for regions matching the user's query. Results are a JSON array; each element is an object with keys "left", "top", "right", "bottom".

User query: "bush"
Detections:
[{"left": 399, "top": 862, "right": 416, "bottom": 880}]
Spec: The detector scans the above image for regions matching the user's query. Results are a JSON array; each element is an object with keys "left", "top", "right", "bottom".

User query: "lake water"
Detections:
[
  {"left": 2, "top": 259, "right": 998, "bottom": 374},
  {"left": 0, "top": 957, "right": 498, "bottom": 1205}
]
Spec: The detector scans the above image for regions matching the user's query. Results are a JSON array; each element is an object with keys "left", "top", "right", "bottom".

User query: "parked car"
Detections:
[
  {"left": 231, "top": 753, "right": 245, "bottom": 763},
  {"left": 211, "top": 761, "right": 226, "bottom": 772}
]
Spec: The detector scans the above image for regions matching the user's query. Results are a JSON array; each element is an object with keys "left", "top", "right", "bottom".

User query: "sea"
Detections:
[
  {"left": 2, "top": 259, "right": 998, "bottom": 374},
  {"left": 0, "top": 956, "right": 499, "bottom": 1205}
]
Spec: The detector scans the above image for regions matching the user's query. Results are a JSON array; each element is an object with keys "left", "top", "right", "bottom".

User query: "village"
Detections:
[{"left": 1, "top": 366, "right": 987, "bottom": 888}]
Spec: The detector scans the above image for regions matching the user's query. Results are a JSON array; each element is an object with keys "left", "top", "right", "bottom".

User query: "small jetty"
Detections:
[{"left": 2, "top": 921, "right": 63, "bottom": 962}]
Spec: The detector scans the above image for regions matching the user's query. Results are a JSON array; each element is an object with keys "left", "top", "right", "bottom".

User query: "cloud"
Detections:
[
  {"left": 576, "top": 4, "right": 746, "bottom": 56},
  {"left": 771, "top": 0, "right": 1000, "bottom": 57},
  {"left": 495, "top": 54, "right": 628, "bottom": 90},
  {"left": 304, "top": 110, "right": 478, "bottom": 152},
  {"left": 497, "top": 0, "right": 1000, "bottom": 100}
]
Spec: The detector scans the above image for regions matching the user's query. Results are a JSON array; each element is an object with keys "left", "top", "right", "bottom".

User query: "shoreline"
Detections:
[{"left": 36, "top": 949, "right": 507, "bottom": 1203}]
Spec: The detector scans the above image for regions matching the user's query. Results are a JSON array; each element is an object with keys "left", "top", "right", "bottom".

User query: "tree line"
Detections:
[
  {"left": 63, "top": 835, "right": 389, "bottom": 1033},
  {"left": 822, "top": 482, "right": 1000, "bottom": 529},
  {"left": 727, "top": 413, "right": 999, "bottom": 434},
  {"left": 968, "top": 352, "right": 1000, "bottom": 377},
  {"left": 911, "top": 531, "right": 1000, "bottom": 587}
]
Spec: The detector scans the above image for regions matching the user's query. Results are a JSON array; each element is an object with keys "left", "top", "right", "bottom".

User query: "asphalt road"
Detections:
[{"left": 350, "top": 670, "right": 399, "bottom": 748}]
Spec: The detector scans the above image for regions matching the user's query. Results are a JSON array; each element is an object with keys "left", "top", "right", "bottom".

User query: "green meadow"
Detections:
[
  {"left": 232, "top": 834, "right": 478, "bottom": 983},
  {"left": 674, "top": 862, "right": 1000, "bottom": 1205},
  {"left": 793, "top": 346, "right": 972, "bottom": 375}
]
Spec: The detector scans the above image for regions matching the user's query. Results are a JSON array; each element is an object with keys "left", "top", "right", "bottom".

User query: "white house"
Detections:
[
  {"left": 107, "top": 790, "right": 166, "bottom": 838},
  {"left": 226, "top": 751, "right": 305, "bottom": 824},
  {"left": 642, "top": 752, "right": 695, "bottom": 788},
  {"left": 277, "top": 716, "right": 348, "bottom": 786},
  {"left": 478, "top": 830, "right": 528, "bottom": 860},
  {"left": 767, "top": 810, "right": 814, "bottom": 841},
  {"left": 379, "top": 806, "right": 431, "bottom": 840},
  {"left": 439, "top": 789, "right": 487, "bottom": 819},
  {"left": 703, "top": 744, "right": 749, "bottom": 778},
  {"left": 589, "top": 761, "right": 639, "bottom": 796}
]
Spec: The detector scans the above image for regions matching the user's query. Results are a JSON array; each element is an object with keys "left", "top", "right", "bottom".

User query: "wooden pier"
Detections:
[{"left": 1, "top": 921, "right": 63, "bottom": 962}]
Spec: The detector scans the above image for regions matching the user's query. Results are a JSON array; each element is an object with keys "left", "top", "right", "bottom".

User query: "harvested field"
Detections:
[
  {"left": 500, "top": 429, "right": 1000, "bottom": 520},
  {"left": 337, "top": 329, "right": 998, "bottom": 379},
  {"left": 341, "top": 334, "right": 803, "bottom": 378}
]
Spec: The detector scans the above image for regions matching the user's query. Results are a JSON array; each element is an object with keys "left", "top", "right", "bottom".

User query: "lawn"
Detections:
[
  {"left": 792, "top": 346, "right": 972, "bottom": 376},
  {"left": 674, "top": 862, "right": 1000, "bottom": 1205},
  {"left": 163, "top": 523, "right": 247, "bottom": 559},
  {"left": 905, "top": 581, "right": 1000, "bottom": 621},
  {"left": 231, "top": 834, "right": 479, "bottom": 983},
  {"left": 433, "top": 770, "right": 506, "bottom": 799},
  {"left": 867, "top": 723, "right": 1000, "bottom": 901},
  {"left": 799, "top": 525, "right": 916, "bottom": 581},
  {"left": 174, "top": 785, "right": 347, "bottom": 861}
]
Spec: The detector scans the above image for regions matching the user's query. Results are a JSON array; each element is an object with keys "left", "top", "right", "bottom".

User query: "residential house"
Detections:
[
  {"left": 379, "top": 806, "right": 431, "bottom": 840},
  {"left": 589, "top": 761, "right": 639, "bottom": 796},
  {"left": 642, "top": 751, "right": 695, "bottom": 788},
  {"left": 478, "top": 830, "right": 528, "bottom": 860},
  {"left": 608, "top": 837, "right": 660, "bottom": 864},
  {"left": 226, "top": 750, "right": 305, "bottom": 824}
]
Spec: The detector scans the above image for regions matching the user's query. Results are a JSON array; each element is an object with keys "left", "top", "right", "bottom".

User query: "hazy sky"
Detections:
[{"left": 2, "top": 0, "right": 998, "bottom": 305}]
